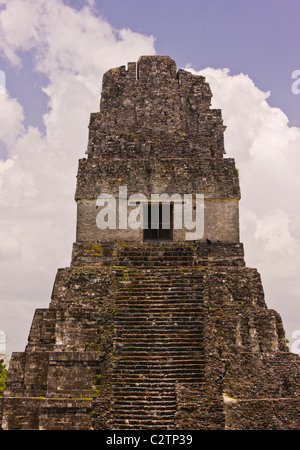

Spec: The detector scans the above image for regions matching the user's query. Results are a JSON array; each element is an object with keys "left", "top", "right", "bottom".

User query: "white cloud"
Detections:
[
  {"left": 0, "top": 94, "right": 24, "bottom": 147},
  {"left": 255, "top": 209, "right": 299, "bottom": 255},
  {"left": 0, "top": 329, "right": 5, "bottom": 356}
]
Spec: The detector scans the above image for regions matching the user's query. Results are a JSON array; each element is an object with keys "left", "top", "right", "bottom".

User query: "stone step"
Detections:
[
  {"left": 112, "top": 399, "right": 176, "bottom": 407},
  {"left": 115, "top": 350, "right": 204, "bottom": 356},
  {"left": 114, "top": 357, "right": 204, "bottom": 364},
  {"left": 117, "top": 288, "right": 201, "bottom": 292},
  {"left": 112, "top": 420, "right": 175, "bottom": 429},
  {"left": 115, "top": 319, "right": 203, "bottom": 325},
  {"left": 115, "top": 322, "right": 203, "bottom": 327},
  {"left": 112, "top": 394, "right": 176, "bottom": 402},
  {"left": 112, "top": 375, "right": 204, "bottom": 383},
  {"left": 114, "top": 359, "right": 204, "bottom": 366},
  {"left": 115, "top": 360, "right": 204, "bottom": 367},
  {"left": 116, "top": 292, "right": 203, "bottom": 297},
  {"left": 112, "top": 425, "right": 174, "bottom": 430},
  {"left": 119, "top": 262, "right": 195, "bottom": 267},
  {"left": 115, "top": 317, "right": 203, "bottom": 323},
  {"left": 113, "top": 364, "right": 204, "bottom": 371},
  {"left": 118, "top": 277, "right": 204, "bottom": 283},
  {"left": 119, "top": 252, "right": 195, "bottom": 256},
  {"left": 119, "top": 247, "right": 195, "bottom": 251},
  {"left": 116, "top": 296, "right": 203, "bottom": 301},
  {"left": 114, "top": 362, "right": 204, "bottom": 370},
  {"left": 115, "top": 342, "right": 204, "bottom": 348},
  {"left": 118, "top": 263, "right": 194, "bottom": 267},
  {"left": 113, "top": 403, "right": 177, "bottom": 411},
  {"left": 113, "top": 374, "right": 204, "bottom": 381},
  {"left": 116, "top": 324, "right": 203, "bottom": 329},
  {"left": 123, "top": 282, "right": 203, "bottom": 286},
  {"left": 116, "top": 302, "right": 203, "bottom": 308},
  {"left": 112, "top": 395, "right": 176, "bottom": 403},
  {"left": 115, "top": 358, "right": 205, "bottom": 364},
  {"left": 116, "top": 310, "right": 203, "bottom": 315},
  {"left": 119, "top": 272, "right": 203, "bottom": 277},
  {"left": 115, "top": 329, "right": 204, "bottom": 336},
  {"left": 113, "top": 404, "right": 177, "bottom": 411},
  {"left": 113, "top": 373, "right": 205, "bottom": 380},
  {"left": 117, "top": 296, "right": 202, "bottom": 301},
  {"left": 112, "top": 383, "right": 176, "bottom": 391},
  {"left": 114, "top": 354, "right": 204, "bottom": 361},
  {"left": 119, "top": 251, "right": 195, "bottom": 256},
  {"left": 114, "top": 361, "right": 205, "bottom": 368},
  {"left": 115, "top": 338, "right": 204, "bottom": 345},
  {"left": 115, "top": 322, "right": 203, "bottom": 328},
  {"left": 116, "top": 333, "right": 203, "bottom": 339},
  {"left": 116, "top": 331, "right": 203, "bottom": 342},
  {"left": 112, "top": 416, "right": 176, "bottom": 422},
  {"left": 112, "top": 413, "right": 177, "bottom": 421},
  {"left": 115, "top": 306, "right": 203, "bottom": 312},
  {"left": 116, "top": 302, "right": 203, "bottom": 307},
  {"left": 115, "top": 346, "right": 204, "bottom": 351},
  {"left": 117, "top": 271, "right": 204, "bottom": 276},
  {"left": 118, "top": 285, "right": 203, "bottom": 290},
  {"left": 118, "top": 258, "right": 194, "bottom": 263},
  {"left": 114, "top": 316, "right": 203, "bottom": 322},
  {"left": 111, "top": 387, "right": 177, "bottom": 395},
  {"left": 117, "top": 290, "right": 203, "bottom": 295},
  {"left": 116, "top": 309, "right": 203, "bottom": 313},
  {"left": 119, "top": 256, "right": 194, "bottom": 261},
  {"left": 119, "top": 251, "right": 195, "bottom": 255},
  {"left": 119, "top": 254, "right": 195, "bottom": 258},
  {"left": 118, "top": 281, "right": 203, "bottom": 285},
  {"left": 116, "top": 312, "right": 203, "bottom": 318},
  {"left": 115, "top": 321, "right": 203, "bottom": 326},
  {"left": 116, "top": 342, "right": 204, "bottom": 357}
]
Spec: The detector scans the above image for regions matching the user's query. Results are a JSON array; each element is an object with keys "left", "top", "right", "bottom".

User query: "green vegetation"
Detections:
[
  {"left": 0, "top": 358, "right": 8, "bottom": 396},
  {"left": 92, "top": 372, "right": 106, "bottom": 396}
]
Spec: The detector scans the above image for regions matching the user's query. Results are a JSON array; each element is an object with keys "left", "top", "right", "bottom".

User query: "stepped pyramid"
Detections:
[{"left": 1, "top": 55, "right": 300, "bottom": 430}]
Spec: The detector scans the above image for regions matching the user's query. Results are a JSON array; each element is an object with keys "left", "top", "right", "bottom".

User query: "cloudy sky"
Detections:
[{"left": 0, "top": 0, "right": 299, "bottom": 356}]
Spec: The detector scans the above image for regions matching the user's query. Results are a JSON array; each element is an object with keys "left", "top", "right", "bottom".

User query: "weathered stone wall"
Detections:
[
  {"left": 1, "top": 266, "right": 119, "bottom": 429},
  {"left": 76, "top": 197, "right": 239, "bottom": 243},
  {"left": 3, "top": 244, "right": 300, "bottom": 430},
  {"left": 87, "top": 56, "right": 225, "bottom": 160},
  {"left": 75, "top": 157, "right": 240, "bottom": 243},
  {"left": 225, "top": 398, "right": 300, "bottom": 430},
  {"left": 75, "top": 156, "right": 240, "bottom": 200},
  {"left": 200, "top": 267, "right": 300, "bottom": 429},
  {"left": 175, "top": 382, "right": 225, "bottom": 430},
  {"left": 74, "top": 55, "right": 240, "bottom": 245}
]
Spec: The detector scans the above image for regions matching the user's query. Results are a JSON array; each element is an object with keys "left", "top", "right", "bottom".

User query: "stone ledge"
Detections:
[
  {"left": 75, "top": 157, "right": 240, "bottom": 200},
  {"left": 71, "top": 241, "right": 245, "bottom": 267}
]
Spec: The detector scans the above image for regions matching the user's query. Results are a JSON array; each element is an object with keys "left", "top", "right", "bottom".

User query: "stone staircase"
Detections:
[
  {"left": 118, "top": 242, "right": 196, "bottom": 267},
  {"left": 110, "top": 265, "right": 205, "bottom": 429}
]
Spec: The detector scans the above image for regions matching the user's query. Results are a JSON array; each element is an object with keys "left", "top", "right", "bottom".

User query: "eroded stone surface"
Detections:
[{"left": 2, "top": 56, "right": 300, "bottom": 430}]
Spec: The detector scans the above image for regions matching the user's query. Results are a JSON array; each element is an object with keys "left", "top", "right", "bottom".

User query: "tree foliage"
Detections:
[{"left": 0, "top": 358, "right": 8, "bottom": 396}]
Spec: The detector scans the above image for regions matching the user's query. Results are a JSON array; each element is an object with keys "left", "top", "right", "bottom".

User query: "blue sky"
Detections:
[
  {"left": 91, "top": 0, "right": 300, "bottom": 121},
  {"left": 0, "top": 0, "right": 300, "bottom": 355}
]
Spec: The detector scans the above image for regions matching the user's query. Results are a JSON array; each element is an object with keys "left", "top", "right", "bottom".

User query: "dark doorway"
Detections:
[{"left": 143, "top": 202, "right": 173, "bottom": 241}]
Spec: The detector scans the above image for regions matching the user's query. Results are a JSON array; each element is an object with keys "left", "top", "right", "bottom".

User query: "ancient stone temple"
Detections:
[{"left": 1, "top": 55, "right": 300, "bottom": 430}]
